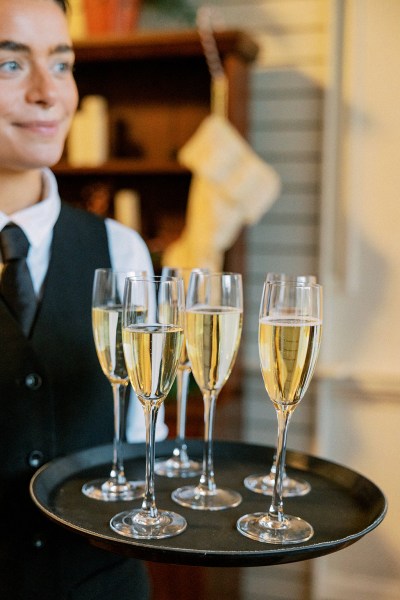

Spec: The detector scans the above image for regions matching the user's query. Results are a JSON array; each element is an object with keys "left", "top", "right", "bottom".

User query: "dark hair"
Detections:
[{"left": 54, "top": 0, "right": 69, "bottom": 13}]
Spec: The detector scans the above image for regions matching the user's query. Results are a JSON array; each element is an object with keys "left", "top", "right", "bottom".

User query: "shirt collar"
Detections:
[{"left": 0, "top": 168, "right": 61, "bottom": 248}]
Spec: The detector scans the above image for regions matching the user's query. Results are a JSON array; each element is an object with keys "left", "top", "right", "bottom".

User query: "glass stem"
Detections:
[
  {"left": 268, "top": 407, "right": 292, "bottom": 524},
  {"left": 270, "top": 454, "right": 287, "bottom": 481},
  {"left": 110, "top": 382, "right": 128, "bottom": 485},
  {"left": 174, "top": 365, "right": 191, "bottom": 458},
  {"left": 141, "top": 403, "right": 159, "bottom": 518},
  {"left": 199, "top": 391, "right": 218, "bottom": 493}
]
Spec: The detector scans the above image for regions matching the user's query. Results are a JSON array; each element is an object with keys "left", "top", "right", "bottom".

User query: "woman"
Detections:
[{"left": 0, "top": 1, "right": 157, "bottom": 597}]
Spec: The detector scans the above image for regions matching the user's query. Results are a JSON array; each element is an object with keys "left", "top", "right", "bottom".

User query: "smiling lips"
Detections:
[{"left": 15, "top": 120, "right": 61, "bottom": 137}]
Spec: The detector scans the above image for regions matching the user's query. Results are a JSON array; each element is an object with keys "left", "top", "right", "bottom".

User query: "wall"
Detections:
[
  {"left": 314, "top": 1, "right": 400, "bottom": 598},
  {"left": 213, "top": 0, "right": 328, "bottom": 371}
]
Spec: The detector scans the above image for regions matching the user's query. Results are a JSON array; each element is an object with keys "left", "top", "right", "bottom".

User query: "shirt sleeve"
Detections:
[
  {"left": 125, "top": 397, "right": 169, "bottom": 443},
  {"left": 105, "top": 217, "right": 154, "bottom": 277},
  {"left": 105, "top": 218, "right": 168, "bottom": 442}
]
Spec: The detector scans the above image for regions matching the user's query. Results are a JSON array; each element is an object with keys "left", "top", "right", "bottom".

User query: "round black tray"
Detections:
[{"left": 30, "top": 440, "right": 387, "bottom": 567}]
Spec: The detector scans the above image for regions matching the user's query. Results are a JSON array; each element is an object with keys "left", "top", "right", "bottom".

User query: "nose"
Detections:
[{"left": 25, "top": 65, "right": 57, "bottom": 107}]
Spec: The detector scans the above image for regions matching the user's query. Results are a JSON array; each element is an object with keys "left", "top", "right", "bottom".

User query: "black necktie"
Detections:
[{"left": 0, "top": 223, "right": 37, "bottom": 336}]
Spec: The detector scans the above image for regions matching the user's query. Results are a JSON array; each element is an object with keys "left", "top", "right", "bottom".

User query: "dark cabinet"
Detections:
[{"left": 56, "top": 29, "right": 258, "bottom": 272}]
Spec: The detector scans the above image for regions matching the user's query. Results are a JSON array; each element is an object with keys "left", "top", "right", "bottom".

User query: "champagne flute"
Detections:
[
  {"left": 155, "top": 267, "right": 209, "bottom": 479},
  {"left": 82, "top": 269, "right": 146, "bottom": 501},
  {"left": 237, "top": 280, "right": 322, "bottom": 544},
  {"left": 244, "top": 272, "right": 317, "bottom": 498},
  {"left": 172, "top": 272, "right": 243, "bottom": 510},
  {"left": 110, "top": 276, "right": 187, "bottom": 539}
]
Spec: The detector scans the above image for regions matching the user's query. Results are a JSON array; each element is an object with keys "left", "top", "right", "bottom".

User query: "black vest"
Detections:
[
  {"left": 0, "top": 203, "right": 148, "bottom": 599},
  {"left": 1, "top": 202, "right": 112, "bottom": 492}
]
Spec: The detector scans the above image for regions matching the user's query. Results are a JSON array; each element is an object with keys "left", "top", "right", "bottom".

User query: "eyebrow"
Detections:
[{"left": 0, "top": 40, "right": 74, "bottom": 54}]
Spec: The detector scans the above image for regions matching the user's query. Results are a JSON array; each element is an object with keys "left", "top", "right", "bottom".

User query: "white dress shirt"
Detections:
[{"left": 0, "top": 168, "right": 168, "bottom": 442}]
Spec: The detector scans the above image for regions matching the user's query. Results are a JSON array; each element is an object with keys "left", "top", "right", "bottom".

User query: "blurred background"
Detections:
[{"left": 65, "top": 1, "right": 400, "bottom": 598}]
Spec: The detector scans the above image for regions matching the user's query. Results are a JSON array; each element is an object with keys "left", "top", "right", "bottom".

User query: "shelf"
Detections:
[
  {"left": 54, "top": 159, "right": 190, "bottom": 176},
  {"left": 72, "top": 29, "right": 259, "bottom": 63}
]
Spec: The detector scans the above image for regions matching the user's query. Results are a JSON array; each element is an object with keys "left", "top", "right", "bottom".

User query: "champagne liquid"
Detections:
[
  {"left": 92, "top": 306, "right": 127, "bottom": 384},
  {"left": 185, "top": 306, "right": 243, "bottom": 393},
  {"left": 158, "top": 301, "right": 188, "bottom": 365},
  {"left": 259, "top": 317, "right": 322, "bottom": 409},
  {"left": 179, "top": 333, "right": 189, "bottom": 367},
  {"left": 123, "top": 324, "right": 183, "bottom": 407}
]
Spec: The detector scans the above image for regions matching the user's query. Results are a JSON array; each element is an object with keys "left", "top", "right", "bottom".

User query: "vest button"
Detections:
[
  {"left": 27, "top": 450, "right": 44, "bottom": 469},
  {"left": 25, "top": 373, "right": 42, "bottom": 390},
  {"left": 32, "top": 534, "right": 46, "bottom": 550}
]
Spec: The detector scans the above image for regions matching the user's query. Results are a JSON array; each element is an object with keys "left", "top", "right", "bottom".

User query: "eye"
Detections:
[
  {"left": 52, "top": 60, "right": 74, "bottom": 75},
  {"left": 0, "top": 60, "right": 21, "bottom": 73}
]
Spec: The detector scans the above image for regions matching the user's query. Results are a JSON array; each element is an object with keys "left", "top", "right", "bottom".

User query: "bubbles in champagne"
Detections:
[
  {"left": 259, "top": 317, "right": 322, "bottom": 408},
  {"left": 185, "top": 306, "right": 243, "bottom": 394},
  {"left": 123, "top": 324, "right": 183, "bottom": 407}
]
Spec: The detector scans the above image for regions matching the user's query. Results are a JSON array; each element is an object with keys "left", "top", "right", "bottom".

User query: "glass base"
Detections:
[
  {"left": 171, "top": 484, "right": 242, "bottom": 511},
  {"left": 236, "top": 512, "right": 314, "bottom": 545},
  {"left": 81, "top": 478, "right": 145, "bottom": 502},
  {"left": 154, "top": 455, "right": 202, "bottom": 478},
  {"left": 243, "top": 473, "right": 311, "bottom": 498},
  {"left": 110, "top": 508, "right": 187, "bottom": 539}
]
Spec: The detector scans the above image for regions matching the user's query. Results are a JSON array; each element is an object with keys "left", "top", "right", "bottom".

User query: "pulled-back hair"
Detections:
[{"left": 54, "top": 0, "right": 69, "bottom": 13}]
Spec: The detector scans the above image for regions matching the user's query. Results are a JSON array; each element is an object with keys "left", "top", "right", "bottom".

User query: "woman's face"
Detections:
[{"left": 0, "top": 0, "right": 78, "bottom": 173}]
